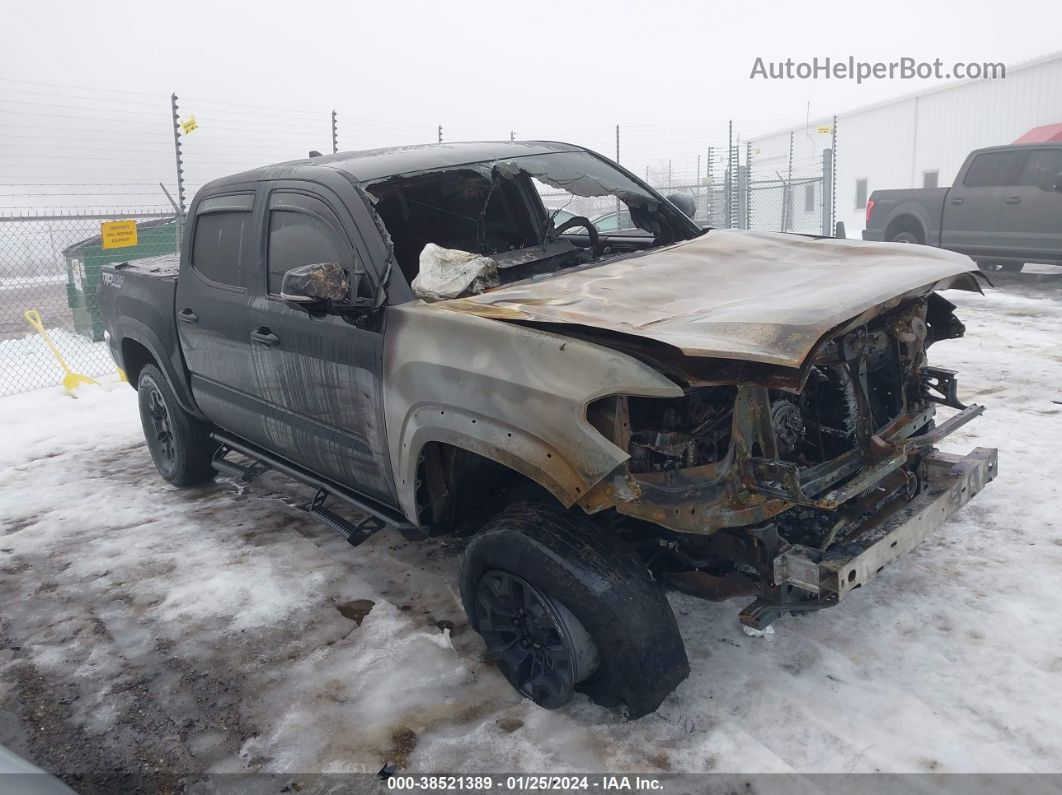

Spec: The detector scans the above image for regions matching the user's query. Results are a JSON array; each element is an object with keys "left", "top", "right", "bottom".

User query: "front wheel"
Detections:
[
  {"left": 473, "top": 569, "right": 600, "bottom": 709},
  {"left": 460, "top": 500, "right": 689, "bottom": 717},
  {"left": 137, "top": 364, "right": 216, "bottom": 486}
]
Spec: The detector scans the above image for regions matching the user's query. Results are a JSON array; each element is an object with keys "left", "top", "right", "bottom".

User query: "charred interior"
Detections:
[{"left": 365, "top": 150, "right": 700, "bottom": 300}]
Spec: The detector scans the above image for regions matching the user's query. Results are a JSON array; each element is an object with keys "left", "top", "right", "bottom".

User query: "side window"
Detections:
[
  {"left": 963, "top": 151, "right": 1025, "bottom": 187},
  {"left": 191, "top": 194, "right": 255, "bottom": 287},
  {"left": 267, "top": 193, "right": 351, "bottom": 295},
  {"left": 855, "top": 179, "right": 868, "bottom": 210},
  {"left": 1018, "top": 149, "right": 1062, "bottom": 189}
]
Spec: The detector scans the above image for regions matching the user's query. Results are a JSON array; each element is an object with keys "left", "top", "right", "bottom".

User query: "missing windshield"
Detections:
[{"left": 365, "top": 149, "right": 700, "bottom": 300}]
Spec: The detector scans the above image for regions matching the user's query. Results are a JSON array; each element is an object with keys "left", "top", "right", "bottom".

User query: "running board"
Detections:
[
  {"left": 212, "top": 445, "right": 271, "bottom": 482},
  {"left": 209, "top": 432, "right": 425, "bottom": 542},
  {"left": 310, "top": 489, "right": 387, "bottom": 547}
]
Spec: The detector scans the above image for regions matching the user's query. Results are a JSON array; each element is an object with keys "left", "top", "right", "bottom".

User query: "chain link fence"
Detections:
[
  {"left": 0, "top": 210, "right": 178, "bottom": 395},
  {"left": 747, "top": 149, "right": 831, "bottom": 235}
]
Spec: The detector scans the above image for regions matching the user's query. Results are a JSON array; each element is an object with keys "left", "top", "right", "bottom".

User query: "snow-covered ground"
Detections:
[
  {"left": 0, "top": 327, "right": 114, "bottom": 396},
  {"left": 1, "top": 274, "right": 1061, "bottom": 787}
]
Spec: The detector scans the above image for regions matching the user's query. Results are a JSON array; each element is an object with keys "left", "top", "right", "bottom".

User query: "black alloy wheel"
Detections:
[{"left": 475, "top": 569, "right": 598, "bottom": 709}]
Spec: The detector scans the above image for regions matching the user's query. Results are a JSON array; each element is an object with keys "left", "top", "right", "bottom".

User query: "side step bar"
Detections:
[
  {"left": 212, "top": 445, "right": 271, "bottom": 481},
  {"left": 309, "top": 489, "right": 387, "bottom": 547},
  {"left": 210, "top": 432, "right": 425, "bottom": 543}
]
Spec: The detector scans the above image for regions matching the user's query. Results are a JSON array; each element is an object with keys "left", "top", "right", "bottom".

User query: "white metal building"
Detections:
[{"left": 750, "top": 51, "right": 1062, "bottom": 236}]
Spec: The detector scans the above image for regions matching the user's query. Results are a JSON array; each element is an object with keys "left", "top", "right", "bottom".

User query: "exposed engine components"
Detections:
[
  {"left": 770, "top": 400, "right": 804, "bottom": 457},
  {"left": 619, "top": 387, "right": 736, "bottom": 473}
]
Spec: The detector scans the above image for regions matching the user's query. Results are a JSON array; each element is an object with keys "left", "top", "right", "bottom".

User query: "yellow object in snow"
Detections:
[
  {"left": 23, "top": 308, "right": 100, "bottom": 395},
  {"left": 179, "top": 115, "right": 198, "bottom": 134}
]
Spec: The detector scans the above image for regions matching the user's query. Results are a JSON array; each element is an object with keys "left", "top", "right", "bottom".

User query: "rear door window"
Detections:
[
  {"left": 191, "top": 194, "right": 255, "bottom": 287},
  {"left": 963, "top": 151, "right": 1026, "bottom": 187}
]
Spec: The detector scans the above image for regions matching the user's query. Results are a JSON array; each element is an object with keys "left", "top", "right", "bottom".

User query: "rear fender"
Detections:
[{"left": 117, "top": 318, "right": 202, "bottom": 419}]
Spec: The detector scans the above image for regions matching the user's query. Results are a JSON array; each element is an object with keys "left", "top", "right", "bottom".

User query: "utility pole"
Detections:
[
  {"left": 437, "top": 125, "right": 443, "bottom": 143},
  {"left": 510, "top": 130, "right": 515, "bottom": 141}
]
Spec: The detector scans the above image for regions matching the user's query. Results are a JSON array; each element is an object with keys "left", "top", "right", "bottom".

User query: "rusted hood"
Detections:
[{"left": 439, "top": 229, "right": 983, "bottom": 369}]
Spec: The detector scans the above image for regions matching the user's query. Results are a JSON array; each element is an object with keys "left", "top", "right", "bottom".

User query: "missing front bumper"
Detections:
[{"left": 741, "top": 446, "right": 997, "bottom": 628}]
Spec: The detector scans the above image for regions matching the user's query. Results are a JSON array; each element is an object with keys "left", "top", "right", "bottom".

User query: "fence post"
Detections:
[
  {"left": 744, "top": 141, "right": 752, "bottom": 230},
  {"left": 706, "top": 146, "right": 714, "bottom": 224},
  {"left": 615, "top": 125, "right": 621, "bottom": 216},
  {"left": 783, "top": 131, "right": 794, "bottom": 232},
  {"left": 830, "top": 115, "right": 838, "bottom": 234},
  {"left": 169, "top": 93, "right": 186, "bottom": 216},
  {"left": 331, "top": 110, "right": 338, "bottom": 154},
  {"left": 821, "top": 148, "right": 834, "bottom": 236},
  {"left": 726, "top": 121, "right": 734, "bottom": 228}
]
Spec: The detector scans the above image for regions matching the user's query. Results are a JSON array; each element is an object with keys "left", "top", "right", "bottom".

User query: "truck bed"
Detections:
[
  {"left": 862, "top": 187, "right": 948, "bottom": 243},
  {"left": 108, "top": 252, "right": 180, "bottom": 280},
  {"left": 98, "top": 252, "right": 183, "bottom": 394}
]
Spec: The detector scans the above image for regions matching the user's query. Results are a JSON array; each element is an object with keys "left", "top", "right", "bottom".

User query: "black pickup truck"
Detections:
[
  {"left": 99, "top": 141, "right": 996, "bottom": 718},
  {"left": 863, "top": 143, "right": 1062, "bottom": 271}
]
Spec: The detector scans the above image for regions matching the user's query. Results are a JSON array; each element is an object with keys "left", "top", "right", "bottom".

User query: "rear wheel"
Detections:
[
  {"left": 460, "top": 500, "right": 689, "bottom": 717},
  {"left": 890, "top": 231, "right": 921, "bottom": 244},
  {"left": 137, "top": 364, "right": 216, "bottom": 486}
]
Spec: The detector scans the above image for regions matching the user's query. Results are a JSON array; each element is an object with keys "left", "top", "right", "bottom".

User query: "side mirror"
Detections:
[
  {"left": 1053, "top": 171, "right": 1062, "bottom": 192},
  {"left": 280, "top": 262, "right": 350, "bottom": 304},
  {"left": 666, "top": 193, "right": 697, "bottom": 219}
]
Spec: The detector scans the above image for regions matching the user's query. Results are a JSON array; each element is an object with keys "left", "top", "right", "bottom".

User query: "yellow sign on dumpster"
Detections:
[{"left": 101, "top": 220, "right": 138, "bottom": 249}]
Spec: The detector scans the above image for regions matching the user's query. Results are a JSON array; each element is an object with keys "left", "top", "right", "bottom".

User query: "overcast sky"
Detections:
[{"left": 3, "top": 0, "right": 1061, "bottom": 204}]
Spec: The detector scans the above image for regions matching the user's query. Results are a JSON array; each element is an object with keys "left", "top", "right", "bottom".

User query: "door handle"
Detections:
[
  {"left": 949, "top": 197, "right": 965, "bottom": 205},
  {"left": 251, "top": 326, "right": 280, "bottom": 346},
  {"left": 179, "top": 308, "right": 198, "bottom": 324},
  {"left": 1003, "top": 195, "right": 1021, "bottom": 204}
]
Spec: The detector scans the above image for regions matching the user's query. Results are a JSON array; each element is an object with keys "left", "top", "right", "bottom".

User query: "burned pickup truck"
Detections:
[{"left": 98, "top": 141, "right": 996, "bottom": 718}]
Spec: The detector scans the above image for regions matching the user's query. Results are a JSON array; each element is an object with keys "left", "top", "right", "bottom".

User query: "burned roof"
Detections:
[{"left": 202, "top": 141, "right": 586, "bottom": 190}]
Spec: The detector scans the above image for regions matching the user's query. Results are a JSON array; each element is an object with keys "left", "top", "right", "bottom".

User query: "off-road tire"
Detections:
[
  {"left": 460, "top": 500, "right": 689, "bottom": 718},
  {"left": 137, "top": 364, "right": 216, "bottom": 487}
]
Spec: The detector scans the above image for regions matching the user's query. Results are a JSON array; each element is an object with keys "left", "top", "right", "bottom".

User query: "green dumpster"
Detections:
[{"left": 62, "top": 217, "right": 180, "bottom": 341}]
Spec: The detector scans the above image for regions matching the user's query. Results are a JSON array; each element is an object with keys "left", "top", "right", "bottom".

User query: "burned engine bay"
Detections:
[
  {"left": 582, "top": 293, "right": 979, "bottom": 572},
  {"left": 364, "top": 150, "right": 699, "bottom": 300}
]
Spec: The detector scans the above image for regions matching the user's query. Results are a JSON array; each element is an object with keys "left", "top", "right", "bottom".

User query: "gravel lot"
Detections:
[{"left": 1, "top": 268, "right": 1061, "bottom": 792}]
